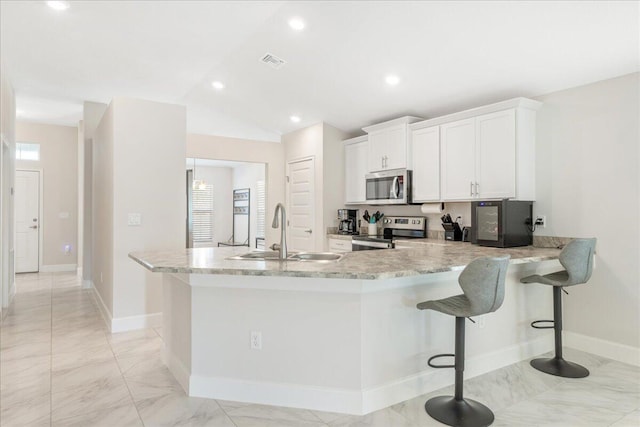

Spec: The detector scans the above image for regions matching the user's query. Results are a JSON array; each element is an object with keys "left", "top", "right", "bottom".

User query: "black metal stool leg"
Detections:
[
  {"left": 425, "top": 317, "right": 495, "bottom": 427},
  {"left": 530, "top": 287, "right": 589, "bottom": 378}
]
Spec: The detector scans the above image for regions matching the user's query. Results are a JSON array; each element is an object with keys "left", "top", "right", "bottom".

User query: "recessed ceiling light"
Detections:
[
  {"left": 211, "top": 81, "right": 225, "bottom": 90},
  {"left": 46, "top": 1, "right": 70, "bottom": 11},
  {"left": 290, "top": 115, "right": 301, "bottom": 123},
  {"left": 288, "top": 17, "right": 305, "bottom": 31},
  {"left": 385, "top": 75, "right": 400, "bottom": 86}
]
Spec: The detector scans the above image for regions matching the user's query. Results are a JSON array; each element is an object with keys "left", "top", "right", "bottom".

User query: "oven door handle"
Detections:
[{"left": 390, "top": 176, "right": 399, "bottom": 199}]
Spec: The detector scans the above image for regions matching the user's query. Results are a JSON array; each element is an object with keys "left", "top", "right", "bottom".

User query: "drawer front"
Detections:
[{"left": 329, "top": 239, "right": 352, "bottom": 252}]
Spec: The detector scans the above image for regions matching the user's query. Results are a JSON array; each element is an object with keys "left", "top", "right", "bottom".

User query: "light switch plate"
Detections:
[{"left": 128, "top": 213, "right": 142, "bottom": 226}]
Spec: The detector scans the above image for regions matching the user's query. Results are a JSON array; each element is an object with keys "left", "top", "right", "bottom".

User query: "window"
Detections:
[
  {"left": 16, "top": 143, "right": 40, "bottom": 161},
  {"left": 192, "top": 183, "right": 214, "bottom": 244}
]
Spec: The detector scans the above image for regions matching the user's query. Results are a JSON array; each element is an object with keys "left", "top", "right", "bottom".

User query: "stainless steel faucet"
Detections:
[{"left": 271, "top": 203, "right": 288, "bottom": 259}]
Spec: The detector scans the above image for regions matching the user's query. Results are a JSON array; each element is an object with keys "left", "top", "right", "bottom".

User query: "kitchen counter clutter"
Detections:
[{"left": 129, "top": 241, "right": 560, "bottom": 280}]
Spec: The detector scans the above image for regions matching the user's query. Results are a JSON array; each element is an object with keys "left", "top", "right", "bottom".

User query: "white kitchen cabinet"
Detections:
[
  {"left": 363, "top": 116, "right": 423, "bottom": 172},
  {"left": 343, "top": 135, "right": 368, "bottom": 204},
  {"left": 441, "top": 118, "right": 476, "bottom": 200},
  {"left": 328, "top": 238, "right": 352, "bottom": 253},
  {"left": 434, "top": 99, "right": 539, "bottom": 201},
  {"left": 475, "top": 109, "right": 516, "bottom": 199},
  {"left": 411, "top": 125, "right": 441, "bottom": 202}
]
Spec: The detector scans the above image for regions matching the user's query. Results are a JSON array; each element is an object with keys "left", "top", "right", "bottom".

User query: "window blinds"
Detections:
[
  {"left": 256, "top": 180, "right": 266, "bottom": 238},
  {"left": 192, "top": 183, "right": 213, "bottom": 243}
]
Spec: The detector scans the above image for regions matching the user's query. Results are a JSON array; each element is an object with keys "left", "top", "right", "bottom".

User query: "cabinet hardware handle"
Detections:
[
  {"left": 470, "top": 182, "right": 473, "bottom": 197},
  {"left": 475, "top": 182, "right": 479, "bottom": 195},
  {"left": 305, "top": 229, "right": 312, "bottom": 234}
]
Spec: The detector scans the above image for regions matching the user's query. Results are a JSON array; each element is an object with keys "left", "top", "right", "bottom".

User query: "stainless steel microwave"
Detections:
[{"left": 365, "top": 169, "right": 412, "bottom": 205}]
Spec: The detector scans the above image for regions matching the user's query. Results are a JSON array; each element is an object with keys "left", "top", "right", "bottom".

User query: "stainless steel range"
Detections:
[{"left": 352, "top": 216, "right": 427, "bottom": 251}]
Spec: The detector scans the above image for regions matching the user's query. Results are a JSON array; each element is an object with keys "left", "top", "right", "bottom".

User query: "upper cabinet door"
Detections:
[
  {"left": 344, "top": 137, "right": 368, "bottom": 204},
  {"left": 441, "top": 118, "right": 476, "bottom": 200},
  {"left": 368, "top": 131, "right": 387, "bottom": 172},
  {"left": 475, "top": 109, "right": 516, "bottom": 199},
  {"left": 412, "top": 126, "right": 440, "bottom": 202},
  {"left": 384, "top": 125, "right": 407, "bottom": 170}
]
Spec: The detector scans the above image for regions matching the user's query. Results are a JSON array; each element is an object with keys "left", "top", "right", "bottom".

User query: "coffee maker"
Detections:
[{"left": 338, "top": 209, "right": 359, "bottom": 235}]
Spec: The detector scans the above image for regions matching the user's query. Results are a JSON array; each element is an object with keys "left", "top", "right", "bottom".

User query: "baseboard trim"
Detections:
[
  {"left": 89, "top": 282, "right": 162, "bottom": 333},
  {"left": 89, "top": 282, "right": 113, "bottom": 332},
  {"left": 565, "top": 331, "right": 640, "bottom": 366},
  {"left": 111, "top": 312, "right": 162, "bottom": 333},
  {"left": 40, "top": 264, "right": 77, "bottom": 273},
  {"left": 186, "top": 336, "right": 553, "bottom": 415}
]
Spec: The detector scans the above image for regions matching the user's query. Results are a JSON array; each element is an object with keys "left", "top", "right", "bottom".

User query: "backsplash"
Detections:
[{"left": 344, "top": 202, "right": 472, "bottom": 231}]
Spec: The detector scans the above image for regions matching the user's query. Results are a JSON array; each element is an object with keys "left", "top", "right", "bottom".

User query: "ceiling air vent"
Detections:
[{"left": 260, "top": 53, "right": 286, "bottom": 69}]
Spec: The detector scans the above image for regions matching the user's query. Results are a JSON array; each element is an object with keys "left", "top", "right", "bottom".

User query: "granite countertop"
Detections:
[{"left": 129, "top": 241, "right": 560, "bottom": 280}]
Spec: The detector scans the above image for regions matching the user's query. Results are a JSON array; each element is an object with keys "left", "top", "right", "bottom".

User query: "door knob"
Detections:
[
  {"left": 29, "top": 225, "right": 38, "bottom": 229},
  {"left": 304, "top": 229, "right": 312, "bottom": 234}
]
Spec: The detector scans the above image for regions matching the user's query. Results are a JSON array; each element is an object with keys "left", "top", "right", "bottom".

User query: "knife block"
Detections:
[{"left": 442, "top": 222, "right": 462, "bottom": 241}]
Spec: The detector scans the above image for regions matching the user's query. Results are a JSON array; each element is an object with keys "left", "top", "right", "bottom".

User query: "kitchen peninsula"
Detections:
[{"left": 130, "top": 243, "right": 562, "bottom": 415}]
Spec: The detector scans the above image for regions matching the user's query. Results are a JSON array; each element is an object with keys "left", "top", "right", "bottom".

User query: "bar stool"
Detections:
[
  {"left": 417, "top": 255, "right": 510, "bottom": 427},
  {"left": 520, "top": 238, "right": 596, "bottom": 378}
]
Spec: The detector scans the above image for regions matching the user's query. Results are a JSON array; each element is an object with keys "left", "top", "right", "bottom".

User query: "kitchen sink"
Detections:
[
  {"left": 227, "top": 251, "right": 284, "bottom": 261},
  {"left": 288, "top": 252, "right": 343, "bottom": 262},
  {"left": 227, "top": 251, "right": 342, "bottom": 262}
]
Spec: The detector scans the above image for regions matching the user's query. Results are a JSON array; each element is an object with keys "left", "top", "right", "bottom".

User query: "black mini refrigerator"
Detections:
[{"left": 471, "top": 200, "right": 533, "bottom": 247}]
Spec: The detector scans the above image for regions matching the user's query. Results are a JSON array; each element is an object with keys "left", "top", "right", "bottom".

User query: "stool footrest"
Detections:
[
  {"left": 531, "top": 319, "right": 555, "bottom": 329},
  {"left": 427, "top": 353, "right": 455, "bottom": 369}
]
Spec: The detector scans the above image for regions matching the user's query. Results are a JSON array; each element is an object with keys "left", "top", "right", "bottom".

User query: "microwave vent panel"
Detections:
[{"left": 260, "top": 53, "right": 286, "bottom": 69}]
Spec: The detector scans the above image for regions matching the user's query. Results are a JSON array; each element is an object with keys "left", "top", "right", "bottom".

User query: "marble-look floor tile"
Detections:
[
  {"left": 51, "top": 344, "right": 115, "bottom": 371},
  {"left": 0, "top": 339, "right": 51, "bottom": 362},
  {"left": 221, "top": 402, "right": 326, "bottom": 425},
  {"left": 123, "top": 356, "right": 183, "bottom": 402},
  {"left": 52, "top": 402, "right": 143, "bottom": 427},
  {"left": 311, "top": 409, "right": 351, "bottom": 424},
  {"left": 107, "top": 328, "right": 164, "bottom": 358},
  {"left": 51, "top": 376, "right": 133, "bottom": 422},
  {"left": 1, "top": 355, "right": 51, "bottom": 392},
  {"left": 52, "top": 329, "right": 110, "bottom": 354},
  {"left": 154, "top": 326, "right": 164, "bottom": 338},
  {"left": 52, "top": 357, "right": 123, "bottom": 393},
  {"left": 116, "top": 350, "right": 164, "bottom": 375},
  {"left": 327, "top": 407, "right": 415, "bottom": 427},
  {"left": 0, "top": 386, "right": 50, "bottom": 427},
  {"left": 137, "top": 391, "right": 236, "bottom": 427},
  {"left": 1, "top": 328, "right": 51, "bottom": 349},
  {"left": 610, "top": 409, "right": 640, "bottom": 427}
]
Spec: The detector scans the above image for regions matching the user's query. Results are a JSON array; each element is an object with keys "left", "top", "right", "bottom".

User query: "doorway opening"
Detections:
[{"left": 186, "top": 158, "right": 266, "bottom": 250}]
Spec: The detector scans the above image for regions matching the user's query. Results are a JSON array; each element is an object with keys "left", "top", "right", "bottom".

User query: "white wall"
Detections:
[
  {"left": 82, "top": 101, "right": 108, "bottom": 285},
  {"left": 0, "top": 71, "right": 16, "bottom": 313},
  {"left": 15, "top": 122, "right": 78, "bottom": 268},
  {"left": 92, "top": 103, "right": 115, "bottom": 316},
  {"left": 534, "top": 72, "right": 639, "bottom": 350},
  {"left": 93, "top": 97, "right": 185, "bottom": 327},
  {"left": 187, "top": 134, "right": 285, "bottom": 248}
]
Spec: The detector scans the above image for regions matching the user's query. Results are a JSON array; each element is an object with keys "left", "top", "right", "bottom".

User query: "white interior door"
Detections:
[
  {"left": 287, "top": 158, "right": 315, "bottom": 252},
  {"left": 15, "top": 170, "right": 40, "bottom": 273}
]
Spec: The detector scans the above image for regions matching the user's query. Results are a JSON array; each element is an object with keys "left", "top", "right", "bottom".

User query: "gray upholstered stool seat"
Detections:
[
  {"left": 416, "top": 255, "right": 510, "bottom": 427},
  {"left": 520, "top": 238, "right": 596, "bottom": 378}
]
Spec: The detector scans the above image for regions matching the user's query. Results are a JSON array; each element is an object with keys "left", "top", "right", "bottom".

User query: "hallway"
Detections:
[{"left": 0, "top": 272, "right": 638, "bottom": 426}]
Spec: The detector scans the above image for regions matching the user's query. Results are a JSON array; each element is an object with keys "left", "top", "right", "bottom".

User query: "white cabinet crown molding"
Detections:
[
  {"left": 342, "top": 135, "right": 368, "bottom": 145},
  {"left": 362, "top": 116, "right": 423, "bottom": 134},
  {"left": 410, "top": 97, "right": 542, "bottom": 130}
]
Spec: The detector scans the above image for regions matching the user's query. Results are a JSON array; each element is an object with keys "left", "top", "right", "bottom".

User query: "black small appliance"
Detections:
[
  {"left": 337, "top": 209, "right": 359, "bottom": 235},
  {"left": 471, "top": 200, "right": 533, "bottom": 247}
]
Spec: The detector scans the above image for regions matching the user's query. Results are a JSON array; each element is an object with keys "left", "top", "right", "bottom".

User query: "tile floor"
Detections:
[{"left": 1, "top": 272, "right": 638, "bottom": 426}]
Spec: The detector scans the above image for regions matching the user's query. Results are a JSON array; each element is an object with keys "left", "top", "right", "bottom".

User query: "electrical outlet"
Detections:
[
  {"left": 251, "top": 331, "right": 262, "bottom": 350},
  {"left": 64, "top": 244, "right": 71, "bottom": 255},
  {"left": 535, "top": 215, "right": 546, "bottom": 228}
]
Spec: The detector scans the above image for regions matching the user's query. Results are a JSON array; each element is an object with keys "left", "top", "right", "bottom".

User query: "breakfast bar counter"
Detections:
[{"left": 129, "top": 243, "right": 564, "bottom": 415}]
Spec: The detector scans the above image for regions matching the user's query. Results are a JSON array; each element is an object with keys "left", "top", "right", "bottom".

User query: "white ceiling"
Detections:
[
  {"left": 2, "top": 1, "right": 638, "bottom": 142},
  {"left": 186, "top": 158, "right": 263, "bottom": 169}
]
